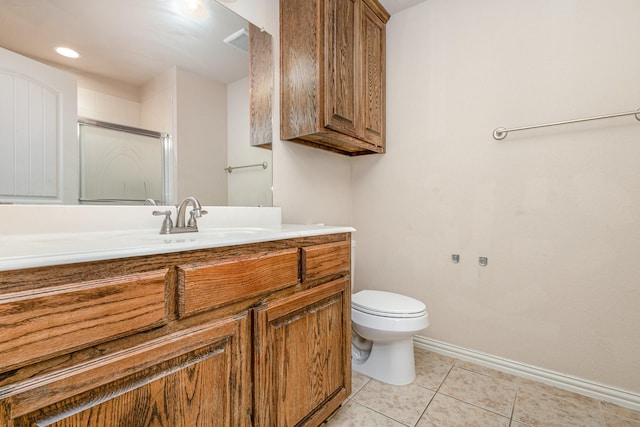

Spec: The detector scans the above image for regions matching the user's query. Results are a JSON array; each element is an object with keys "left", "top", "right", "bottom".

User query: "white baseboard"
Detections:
[{"left": 414, "top": 335, "right": 640, "bottom": 412}]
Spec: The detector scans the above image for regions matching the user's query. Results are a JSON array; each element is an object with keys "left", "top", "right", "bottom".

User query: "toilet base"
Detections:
[{"left": 352, "top": 336, "right": 416, "bottom": 385}]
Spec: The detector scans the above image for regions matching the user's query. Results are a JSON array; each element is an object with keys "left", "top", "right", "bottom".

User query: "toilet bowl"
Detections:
[{"left": 351, "top": 289, "right": 429, "bottom": 385}]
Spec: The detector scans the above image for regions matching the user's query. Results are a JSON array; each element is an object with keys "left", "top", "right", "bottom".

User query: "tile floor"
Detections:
[{"left": 325, "top": 348, "right": 640, "bottom": 427}]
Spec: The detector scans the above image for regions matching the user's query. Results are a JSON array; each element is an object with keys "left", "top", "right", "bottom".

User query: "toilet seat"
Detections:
[{"left": 352, "top": 290, "right": 427, "bottom": 319}]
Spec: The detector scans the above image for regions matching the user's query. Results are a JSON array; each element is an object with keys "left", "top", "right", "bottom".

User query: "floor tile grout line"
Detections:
[
  {"left": 349, "top": 399, "right": 415, "bottom": 427},
  {"left": 435, "top": 390, "right": 514, "bottom": 421},
  {"left": 411, "top": 388, "right": 438, "bottom": 427},
  {"left": 349, "top": 376, "right": 433, "bottom": 427},
  {"left": 433, "top": 358, "right": 457, "bottom": 393},
  {"left": 595, "top": 401, "right": 640, "bottom": 426},
  {"left": 509, "top": 385, "right": 520, "bottom": 424},
  {"left": 597, "top": 402, "right": 606, "bottom": 427},
  {"left": 445, "top": 358, "right": 519, "bottom": 419},
  {"left": 411, "top": 358, "right": 458, "bottom": 426},
  {"left": 612, "top": 413, "right": 640, "bottom": 424},
  {"left": 335, "top": 375, "right": 371, "bottom": 416},
  {"left": 350, "top": 358, "right": 454, "bottom": 427},
  {"left": 453, "top": 359, "right": 521, "bottom": 385},
  {"left": 598, "top": 402, "right": 606, "bottom": 427},
  {"left": 513, "top": 381, "right": 614, "bottom": 426},
  {"left": 341, "top": 349, "right": 640, "bottom": 426}
]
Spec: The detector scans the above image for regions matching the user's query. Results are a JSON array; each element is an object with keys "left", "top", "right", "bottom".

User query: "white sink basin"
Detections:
[
  {"left": 0, "top": 223, "right": 355, "bottom": 272},
  {"left": 138, "top": 227, "right": 273, "bottom": 241}
]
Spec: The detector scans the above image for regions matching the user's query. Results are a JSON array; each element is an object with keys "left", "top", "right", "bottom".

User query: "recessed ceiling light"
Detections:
[
  {"left": 180, "top": 0, "right": 208, "bottom": 19},
  {"left": 55, "top": 47, "right": 80, "bottom": 59}
]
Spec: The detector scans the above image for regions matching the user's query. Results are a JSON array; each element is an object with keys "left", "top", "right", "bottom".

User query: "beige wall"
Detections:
[
  {"left": 176, "top": 68, "right": 228, "bottom": 205},
  {"left": 77, "top": 74, "right": 141, "bottom": 127},
  {"left": 141, "top": 68, "right": 174, "bottom": 135},
  {"left": 260, "top": 0, "right": 640, "bottom": 394},
  {"left": 352, "top": 0, "right": 640, "bottom": 393},
  {"left": 78, "top": 87, "right": 141, "bottom": 127},
  {"left": 227, "top": 77, "right": 273, "bottom": 206},
  {"left": 267, "top": 0, "right": 354, "bottom": 226}
]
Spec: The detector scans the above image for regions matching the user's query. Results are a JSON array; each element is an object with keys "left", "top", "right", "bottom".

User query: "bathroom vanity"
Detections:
[{"left": 0, "top": 211, "right": 353, "bottom": 426}]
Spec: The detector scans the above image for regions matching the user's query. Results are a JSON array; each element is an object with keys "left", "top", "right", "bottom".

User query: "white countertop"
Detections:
[{"left": 0, "top": 224, "right": 355, "bottom": 272}]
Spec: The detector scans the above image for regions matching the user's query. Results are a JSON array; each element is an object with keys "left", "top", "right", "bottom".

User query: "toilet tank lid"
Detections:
[{"left": 352, "top": 290, "right": 426, "bottom": 316}]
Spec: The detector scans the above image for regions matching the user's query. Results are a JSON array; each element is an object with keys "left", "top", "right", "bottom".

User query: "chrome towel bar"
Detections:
[
  {"left": 493, "top": 108, "right": 640, "bottom": 140},
  {"left": 224, "top": 161, "right": 268, "bottom": 173}
]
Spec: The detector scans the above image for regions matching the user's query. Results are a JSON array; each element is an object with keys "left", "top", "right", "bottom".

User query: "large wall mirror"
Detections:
[{"left": 0, "top": 0, "right": 273, "bottom": 207}]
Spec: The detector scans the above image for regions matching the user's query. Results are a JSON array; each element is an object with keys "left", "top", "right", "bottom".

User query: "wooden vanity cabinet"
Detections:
[
  {"left": 254, "top": 277, "right": 351, "bottom": 426},
  {"left": 0, "top": 233, "right": 351, "bottom": 427},
  {"left": 254, "top": 239, "right": 352, "bottom": 426},
  {"left": 280, "top": 0, "right": 389, "bottom": 156},
  {"left": 4, "top": 316, "right": 252, "bottom": 427}
]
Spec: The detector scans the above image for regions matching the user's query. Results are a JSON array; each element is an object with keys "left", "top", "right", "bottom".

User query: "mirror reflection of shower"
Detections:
[
  {"left": 79, "top": 119, "right": 171, "bottom": 205},
  {"left": 0, "top": 0, "right": 274, "bottom": 207}
]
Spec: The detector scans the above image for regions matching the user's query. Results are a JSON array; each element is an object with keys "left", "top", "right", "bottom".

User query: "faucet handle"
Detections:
[
  {"left": 152, "top": 210, "right": 173, "bottom": 234},
  {"left": 187, "top": 209, "right": 207, "bottom": 227}
]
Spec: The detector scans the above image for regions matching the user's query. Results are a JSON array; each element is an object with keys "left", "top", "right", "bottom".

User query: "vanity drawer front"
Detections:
[
  {"left": 177, "top": 248, "right": 299, "bottom": 317},
  {"left": 300, "top": 240, "right": 351, "bottom": 283},
  {"left": 0, "top": 269, "right": 168, "bottom": 374}
]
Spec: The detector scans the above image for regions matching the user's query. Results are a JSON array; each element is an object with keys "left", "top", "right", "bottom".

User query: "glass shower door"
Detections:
[{"left": 79, "top": 119, "right": 169, "bottom": 205}]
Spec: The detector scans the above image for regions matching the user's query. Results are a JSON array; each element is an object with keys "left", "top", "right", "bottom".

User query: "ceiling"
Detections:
[
  {"left": 0, "top": 0, "right": 427, "bottom": 88},
  {"left": 379, "top": 0, "right": 427, "bottom": 15},
  {"left": 0, "top": 0, "right": 250, "bottom": 86}
]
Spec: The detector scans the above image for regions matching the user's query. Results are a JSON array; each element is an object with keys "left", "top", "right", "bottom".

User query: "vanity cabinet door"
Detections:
[
  {"left": 253, "top": 278, "right": 351, "bottom": 427},
  {"left": 0, "top": 315, "right": 252, "bottom": 427}
]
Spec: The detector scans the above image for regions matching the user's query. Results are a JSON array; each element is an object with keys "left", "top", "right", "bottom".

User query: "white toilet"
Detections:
[{"left": 351, "top": 242, "right": 429, "bottom": 385}]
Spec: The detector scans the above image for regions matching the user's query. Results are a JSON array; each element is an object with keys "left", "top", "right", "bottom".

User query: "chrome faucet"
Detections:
[
  {"left": 176, "top": 196, "right": 207, "bottom": 229},
  {"left": 152, "top": 196, "right": 208, "bottom": 234}
]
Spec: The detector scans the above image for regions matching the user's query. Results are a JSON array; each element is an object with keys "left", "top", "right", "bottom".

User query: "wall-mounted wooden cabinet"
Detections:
[
  {"left": 0, "top": 234, "right": 351, "bottom": 426},
  {"left": 249, "top": 23, "right": 273, "bottom": 149},
  {"left": 280, "top": 0, "right": 390, "bottom": 156}
]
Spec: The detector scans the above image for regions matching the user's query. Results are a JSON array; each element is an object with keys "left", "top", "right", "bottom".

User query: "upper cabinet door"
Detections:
[
  {"left": 280, "top": 0, "right": 389, "bottom": 156},
  {"left": 0, "top": 47, "right": 78, "bottom": 204},
  {"left": 323, "top": 0, "right": 360, "bottom": 140},
  {"left": 249, "top": 23, "right": 274, "bottom": 149},
  {"left": 361, "top": 1, "right": 386, "bottom": 148}
]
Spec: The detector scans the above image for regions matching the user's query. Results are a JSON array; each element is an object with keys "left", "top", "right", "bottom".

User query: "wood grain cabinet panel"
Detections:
[
  {"left": 0, "top": 233, "right": 352, "bottom": 426},
  {"left": 249, "top": 23, "right": 273, "bottom": 149},
  {"left": 254, "top": 278, "right": 351, "bottom": 427},
  {"left": 323, "top": 0, "right": 359, "bottom": 139},
  {"left": 177, "top": 248, "right": 299, "bottom": 317},
  {"left": 301, "top": 240, "right": 351, "bottom": 283},
  {"left": 0, "top": 269, "right": 168, "bottom": 374},
  {"left": 361, "top": 1, "right": 386, "bottom": 147},
  {"left": 2, "top": 315, "right": 251, "bottom": 427},
  {"left": 280, "top": 0, "right": 389, "bottom": 156}
]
